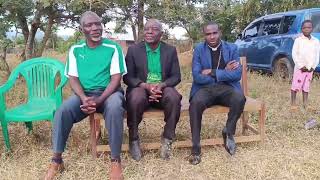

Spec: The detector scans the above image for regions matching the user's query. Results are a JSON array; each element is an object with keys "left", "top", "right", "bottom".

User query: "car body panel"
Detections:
[{"left": 235, "top": 8, "right": 320, "bottom": 73}]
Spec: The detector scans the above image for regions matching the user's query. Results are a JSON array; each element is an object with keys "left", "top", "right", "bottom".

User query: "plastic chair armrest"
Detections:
[
  {"left": 0, "top": 71, "right": 19, "bottom": 94},
  {"left": 0, "top": 93, "right": 6, "bottom": 120},
  {"left": 54, "top": 76, "right": 68, "bottom": 107}
]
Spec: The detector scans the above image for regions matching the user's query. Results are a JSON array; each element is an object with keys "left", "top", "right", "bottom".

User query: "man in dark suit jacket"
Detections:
[
  {"left": 124, "top": 19, "right": 182, "bottom": 161},
  {"left": 188, "top": 21, "right": 246, "bottom": 165}
]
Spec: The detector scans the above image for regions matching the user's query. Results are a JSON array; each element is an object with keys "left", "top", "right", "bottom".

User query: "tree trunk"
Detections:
[
  {"left": 137, "top": 0, "right": 145, "bottom": 42},
  {"left": 17, "top": 15, "right": 29, "bottom": 60},
  {"left": 131, "top": 23, "right": 138, "bottom": 42},
  {"left": 24, "top": 11, "right": 41, "bottom": 60},
  {"left": 0, "top": 46, "right": 11, "bottom": 78},
  {"left": 36, "top": 15, "right": 54, "bottom": 57}
]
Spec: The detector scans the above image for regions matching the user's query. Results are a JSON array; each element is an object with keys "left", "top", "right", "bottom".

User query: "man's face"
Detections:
[
  {"left": 144, "top": 21, "right": 163, "bottom": 44},
  {"left": 203, "top": 24, "right": 221, "bottom": 47},
  {"left": 81, "top": 15, "right": 103, "bottom": 42},
  {"left": 302, "top": 22, "right": 313, "bottom": 37}
]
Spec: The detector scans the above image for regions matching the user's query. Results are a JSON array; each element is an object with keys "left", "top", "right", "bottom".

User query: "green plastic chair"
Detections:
[{"left": 0, "top": 57, "right": 68, "bottom": 151}]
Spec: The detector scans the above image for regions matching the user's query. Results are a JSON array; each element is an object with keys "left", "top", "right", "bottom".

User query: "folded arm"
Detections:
[
  {"left": 192, "top": 48, "right": 215, "bottom": 85},
  {"left": 215, "top": 45, "right": 242, "bottom": 82}
]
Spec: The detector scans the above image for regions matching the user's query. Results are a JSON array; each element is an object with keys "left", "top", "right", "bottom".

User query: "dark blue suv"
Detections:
[{"left": 235, "top": 8, "right": 320, "bottom": 77}]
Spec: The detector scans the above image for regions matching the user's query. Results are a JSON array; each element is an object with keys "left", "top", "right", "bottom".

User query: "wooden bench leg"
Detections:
[
  {"left": 241, "top": 112, "right": 249, "bottom": 135},
  {"left": 89, "top": 114, "right": 98, "bottom": 158},
  {"left": 259, "top": 103, "right": 266, "bottom": 143}
]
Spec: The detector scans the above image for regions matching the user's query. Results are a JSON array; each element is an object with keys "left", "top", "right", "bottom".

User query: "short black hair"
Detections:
[
  {"left": 302, "top": 20, "right": 313, "bottom": 28},
  {"left": 202, "top": 21, "right": 220, "bottom": 32}
]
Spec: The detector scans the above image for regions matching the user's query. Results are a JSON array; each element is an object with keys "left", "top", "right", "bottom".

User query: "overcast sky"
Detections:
[
  {"left": 57, "top": 21, "right": 188, "bottom": 40},
  {"left": 6, "top": 21, "right": 188, "bottom": 41}
]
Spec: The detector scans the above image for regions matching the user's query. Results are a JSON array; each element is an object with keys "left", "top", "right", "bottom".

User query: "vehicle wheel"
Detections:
[{"left": 273, "top": 57, "right": 293, "bottom": 79}]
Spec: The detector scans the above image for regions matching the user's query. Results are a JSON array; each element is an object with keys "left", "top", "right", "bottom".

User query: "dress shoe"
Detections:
[
  {"left": 160, "top": 137, "right": 173, "bottom": 160},
  {"left": 44, "top": 162, "right": 64, "bottom": 180},
  {"left": 110, "top": 161, "right": 124, "bottom": 180},
  {"left": 222, "top": 127, "right": 236, "bottom": 155},
  {"left": 188, "top": 154, "right": 201, "bottom": 165},
  {"left": 129, "top": 139, "right": 142, "bottom": 161}
]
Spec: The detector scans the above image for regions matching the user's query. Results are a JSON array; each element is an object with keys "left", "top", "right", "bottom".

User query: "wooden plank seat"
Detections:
[{"left": 88, "top": 57, "right": 266, "bottom": 157}]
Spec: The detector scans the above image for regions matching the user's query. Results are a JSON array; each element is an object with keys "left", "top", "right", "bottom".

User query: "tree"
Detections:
[
  {"left": 0, "top": 0, "right": 108, "bottom": 60},
  {"left": 0, "top": 2, "right": 13, "bottom": 77},
  {"left": 96, "top": 0, "right": 146, "bottom": 42},
  {"left": 146, "top": 0, "right": 203, "bottom": 43}
]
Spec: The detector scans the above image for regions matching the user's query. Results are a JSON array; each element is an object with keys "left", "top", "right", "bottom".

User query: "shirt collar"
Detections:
[
  {"left": 207, "top": 41, "right": 221, "bottom": 51},
  {"left": 300, "top": 34, "right": 316, "bottom": 41},
  {"left": 146, "top": 42, "right": 161, "bottom": 53}
]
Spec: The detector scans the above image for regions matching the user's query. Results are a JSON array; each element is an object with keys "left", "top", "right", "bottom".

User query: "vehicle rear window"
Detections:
[
  {"left": 282, "top": 16, "right": 296, "bottom": 34},
  {"left": 262, "top": 18, "right": 281, "bottom": 36},
  {"left": 311, "top": 12, "right": 320, "bottom": 33},
  {"left": 244, "top": 23, "right": 260, "bottom": 39}
]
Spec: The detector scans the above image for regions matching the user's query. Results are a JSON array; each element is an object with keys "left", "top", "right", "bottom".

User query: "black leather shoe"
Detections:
[
  {"left": 188, "top": 154, "right": 201, "bottom": 165},
  {"left": 222, "top": 128, "right": 236, "bottom": 155},
  {"left": 129, "top": 140, "right": 142, "bottom": 161},
  {"left": 160, "top": 138, "right": 172, "bottom": 160}
]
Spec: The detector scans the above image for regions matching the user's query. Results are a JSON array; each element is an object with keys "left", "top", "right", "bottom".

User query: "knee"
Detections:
[
  {"left": 55, "top": 102, "right": 75, "bottom": 117},
  {"left": 105, "top": 92, "right": 125, "bottom": 111},
  {"left": 56, "top": 95, "right": 80, "bottom": 113},
  {"left": 127, "top": 88, "right": 148, "bottom": 107},
  {"left": 162, "top": 88, "right": 182, "bottom": 104},
  {"left": 189, "top": 97, "right": 206, "bottom": 110},
  {"left": 232, "top": 94, "right": 246, "bottom": 107}
]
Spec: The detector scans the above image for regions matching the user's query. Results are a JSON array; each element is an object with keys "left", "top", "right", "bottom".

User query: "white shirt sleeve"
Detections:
[
  {"left": 110, "top": 47, "right": 127, "bottom": 76},
  {"left": 65, "top": 46, "right": 78, "bottom": 77}
]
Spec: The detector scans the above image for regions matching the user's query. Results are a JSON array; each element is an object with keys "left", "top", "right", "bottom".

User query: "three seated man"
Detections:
[{"left": 44, "top": 11, "right": 245, "bottom": 180}]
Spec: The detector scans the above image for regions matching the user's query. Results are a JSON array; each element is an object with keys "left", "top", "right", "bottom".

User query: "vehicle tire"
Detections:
[{"left": 273, "top": 57, "right": 293, "bottom": 80}]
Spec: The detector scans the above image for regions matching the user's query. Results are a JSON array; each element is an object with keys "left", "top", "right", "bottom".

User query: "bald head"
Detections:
[
  {"left": 145, "top": 19, "right": 163, "bottom": 32},
  {"left": 79, "top": 11, "right": 102, "bottom": 27},
  {"left": 143, "top": 19, "right": 163, "bottom": 45}
]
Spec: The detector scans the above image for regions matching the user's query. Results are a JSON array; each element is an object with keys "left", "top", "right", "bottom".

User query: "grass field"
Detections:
[{"left": 1, "top": 52, "right": 320, "bottom": 180}]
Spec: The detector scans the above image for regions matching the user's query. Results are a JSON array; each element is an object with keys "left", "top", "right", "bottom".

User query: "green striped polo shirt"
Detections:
[{"left": 65, "top": 38, "right": 127, "bottom": 91}]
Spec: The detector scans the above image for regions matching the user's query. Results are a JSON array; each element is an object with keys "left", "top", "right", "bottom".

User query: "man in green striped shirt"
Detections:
[{"left": 45, "top": 11, "right": 126, "bottom": 180}]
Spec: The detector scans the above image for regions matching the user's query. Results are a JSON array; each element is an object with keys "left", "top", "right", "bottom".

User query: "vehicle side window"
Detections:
[
  {"left": 262, "top": 18, "right": 281, "bottom": 36},
  {"left": 244, "top": 23, "right": 260, "bottom": 39},
  {"left": 282, "top": 16, "right": 296, "bottom": 34},
  {"left": 311, "top": 12, "right": 320, "bottom": 33}
]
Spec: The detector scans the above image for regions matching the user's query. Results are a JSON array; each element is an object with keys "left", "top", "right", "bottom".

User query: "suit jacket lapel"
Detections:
[
  {"left": 204, "top": 42, "right": 212, "bottom": 68},
  {"left": 139, "top": 42, "right": 148, "bottom": 77},
  {"left": 221, "top": 41, "right": 229, "bottom": 64},
  {"left": 160, "top": 42, "right": 166, "bottom": 79}
]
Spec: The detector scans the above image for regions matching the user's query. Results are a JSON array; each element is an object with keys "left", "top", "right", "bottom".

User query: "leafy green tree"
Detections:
[
  {"left": 146, "top": 0, "right": 203, "bottom": 43},
  {"left": 0, "top": 0, "right": 107, "bottom": 60},
  {"left": 0, "top": 3, "right": 13, "bottom": 76}
]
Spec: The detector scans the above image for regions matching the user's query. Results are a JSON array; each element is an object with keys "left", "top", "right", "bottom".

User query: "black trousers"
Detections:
[
  {"left": 189, "top": 84, "right": 246, "bottom": 155},
  {"left": 126, "top": 87, "right": 182, "bottom": 141}
]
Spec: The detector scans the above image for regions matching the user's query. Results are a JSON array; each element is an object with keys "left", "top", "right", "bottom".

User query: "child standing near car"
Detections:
[{"left": 291, "top": 20, "right": 320, "bottom": 110}]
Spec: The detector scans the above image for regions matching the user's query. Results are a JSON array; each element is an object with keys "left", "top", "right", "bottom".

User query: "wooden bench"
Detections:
[{"left": 89, "top": 57, "right": 266, "bottom": 157}]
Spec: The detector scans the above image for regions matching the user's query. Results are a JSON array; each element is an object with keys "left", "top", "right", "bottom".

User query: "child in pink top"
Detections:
[{"left": 291, "top": 20, "right": 320, "bottom": 109}]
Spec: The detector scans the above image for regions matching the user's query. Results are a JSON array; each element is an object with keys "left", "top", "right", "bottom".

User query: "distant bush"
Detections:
[{"left": 56, "top": 32, "right": 83, "bottom": 53}]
